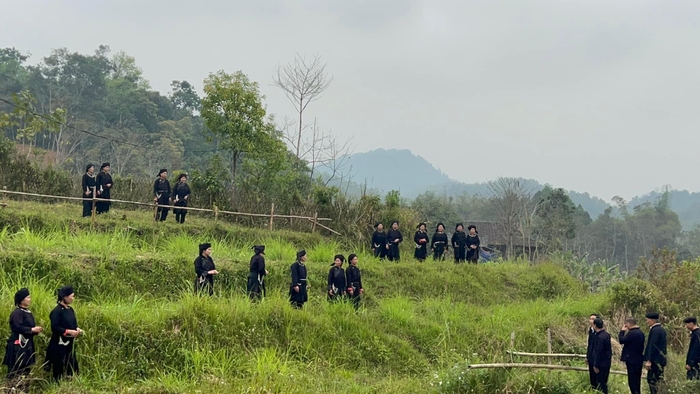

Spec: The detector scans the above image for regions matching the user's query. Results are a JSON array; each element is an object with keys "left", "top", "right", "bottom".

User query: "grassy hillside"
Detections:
[{"left": 0, "top": 201, "right": 694, "bottom": 393}]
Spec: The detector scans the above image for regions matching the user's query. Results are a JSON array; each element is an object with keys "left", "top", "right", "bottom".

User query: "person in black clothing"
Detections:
[
  {"left": 327, "top": 254, "right": 346, "bottom": 301},
  {"left": 96, "top": 162, "right": 113, "bottom": 214},
  {"left": 619, "top": 317, "right": 645, "bottom": 394},
  {"left": 644, "top": 312, "right": 667, "bottom": 394},
  {"left": 465, "top": 225, "right": 480, "bottom": 264},
  {"left": 153, "top": 169, "right": 171, "bottom": 222},
  {"left": 290, "top": 250, "right": 309, "bottom": 309},
  {"left": 346, "top": 253, "right": 363, "bottom": 310},
  {"left": 684, "top": 316, "right": 700, "bottom": 380},
  {"left": 4, "top": 288, "right": 43, "bottom": 391},
  {"left": 431, "top": 223, "right": 449, "bottom": 261},
  {"left": 386, "top": 221, "right": 403, "bottom": 262},
  {"left": 585, "top": 313, "right": 600, "bottom": 390},
  {"left": 172, "top": 173, "right": 191, "bottom": 224},
  {"left": 592, "top": 317, "right": 612, "bottom": 394},
  {"left": 413, "top": 223, "right": 429, "bottom": 262},
  {"left": 371, "top": 223, "right": 387, "bottom": 260},
  {"left": 247, "top": 245, "right": 268, "bottom": 301},
  {"left": 194, "top": 243, "right": 218, "bottom": 295},
  {"left": 81, "top": 164, "right": 97, "bottom": 218},
  {"left": 452, "top": 223, "right": 466, "bottom": 263},
  {"left": 44, "top": 286, "right": 82, "bottom": 382}
]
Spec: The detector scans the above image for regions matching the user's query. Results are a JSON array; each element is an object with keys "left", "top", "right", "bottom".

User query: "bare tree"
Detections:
[
  {"left": 487, "top": 178, "right": 533, "bottom": 259},
  {"left": 273, "top": 53, "right": 333, "bottom": 160}
]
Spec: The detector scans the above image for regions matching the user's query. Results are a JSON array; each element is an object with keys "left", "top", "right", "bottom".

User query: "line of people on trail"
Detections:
[
  {"left": 193, "top": 244, "right": 364, "bottom": 311},
  {"left": 4, "top": 287, "right": 81, "bottom": 391},
  {"left": 371, "top": 221, "right": 481, "bottom": 263},
  {"left": 585, "top": 312, "right": 700, "bottom": 394},
  {"left": 81, "top": 166, "right": 191, "bottom": 224}
]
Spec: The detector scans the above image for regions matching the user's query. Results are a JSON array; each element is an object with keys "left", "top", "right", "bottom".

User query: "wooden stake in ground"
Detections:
[
  {"left": 547, "top": 328, "right": 553, "bottom": 376},
  {"left": 312, "top": 212, "right": 318, "bottom": 233},
  {"left": 269, "top": 203, "right": 275, "bottom": 231}
]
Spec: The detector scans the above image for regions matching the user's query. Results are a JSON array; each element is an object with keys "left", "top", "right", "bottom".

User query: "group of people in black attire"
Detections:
[
  {"left": 80, "top": 163, "right": 113, "bottom": 217},
  {"left": 81, "top": 166, "right": 191, "bottom": 224},
  {"left": 4, "top": 286, "right": 81, "bottom": 391},
  {"left": 586, "top": 312, "right": 700, "bottom": 394},
  {"left": 371, "top": 221, "right": 481, "bottom": 263},
  {"left": 193, "top": 244, "right": 363, "bottom": 310}
]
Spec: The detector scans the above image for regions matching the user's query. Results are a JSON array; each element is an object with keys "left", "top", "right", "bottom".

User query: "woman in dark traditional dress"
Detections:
[
  {"left": 327, "top": 254, "right": 347, "bottom": 302},
  {"left": 81, "top": 164, "right": 97, "bottom": 218},
  {"left": 172, "top": 173, "right": 191, "bottom": 224},
  {"left": 247, "top": 245, "right": 268, "bottom": 301},
  {"left": 153, "top": 169, "right": 171, "bottom": 222},
  {"left": 386, "top": 221, "right": 403, "bottom": 262},
  {"left": 95, "top": 162, "right": 113, "bottom": 214},
  {"left": 452, "top": 223, "right": 467, "bottom": 263},
  {"left": 4, "top": 288, "right": 43, "bottom": 390},
  {"left": 431, "top": 222, "right": 449, "bottom": 261},
  {"left": 194, "top": 243, "right": 218, "bottom": 295},
  {"left": 289, "top": 250, "right": 309, "bottom": 309},
  {"left": 346, "top": 253, "right": 363, "bottom": 310},
  {"left": 466, "top": 225, "right": 481, "bottom": 264},
  {"left": 44, "top": 286, "right": 82, "bottom": 382},
  {"left": 414, "top": 222, "right": 429, "bottom": 262},
  {"left": 371, "top": 223, "right": 388, "bottom": 260}
]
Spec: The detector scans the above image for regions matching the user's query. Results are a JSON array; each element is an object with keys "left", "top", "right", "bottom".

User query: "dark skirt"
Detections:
[
  {"left": 414, "top": 244, "right": 427, "bottom": 260},
  {"left": 195, "top": 276, "right": 214, "bottom": 296},
  {"left": 247, "top": 273, "right": 265, "bottom": 299},
  {"left": 289, "top": 283, "right": 308, "bottom": 307},
  {"left": 387, "top": 244, "right": 400, "bottom": 261},
  {"left": 4, "top": 337, "right": 35, "bottom": 375},
  {"left": 433, "top": 245, "right": 446, "bottom": 260},
  {"left": 454, "top": 246, "right": 466, "bottom": 262},
  {"left": 373, "top": 246, "right": 387, "bottom": 259},
  {"left": 466, "top": 248, "right": 479, "bottom": 263},
  {"left": 173, "top": 200, "right": 187, "bottom": 215}
]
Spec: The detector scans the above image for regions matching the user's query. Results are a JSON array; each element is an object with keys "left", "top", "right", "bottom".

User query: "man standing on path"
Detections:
[
  {"left": 619, "top": 317, "right": 645, "bottom": 394},
  {"left": 684, "top": 316, "right": 700, "bottom": 380},
  {"left": 585, "top": 313, "right": 600, "bottom": 390},
  {"left": 592, "top": 317, "right": 612, "bottom": 394},
  {"left": 644, "top": 312, "right": 667, "bottom": 394}
]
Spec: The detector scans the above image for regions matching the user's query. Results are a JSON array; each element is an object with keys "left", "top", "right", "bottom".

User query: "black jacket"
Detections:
[
  {"left": 592, "top": 329, "right": 612, "bottom": 369},
  {"left": 619, "top": 327, "right": 645, "bottom": 365},
  {"left": 644, "top": 324, "right": 667, "bottom": 366},
  {"left": 687, "top": 328, "right": 700, "bottom": 368},
  {"left": 371, "top": 231, "right": 387, "bottom": 248},
  {"left": 586, "top": 327, "right": 596, "bottom": 362}
]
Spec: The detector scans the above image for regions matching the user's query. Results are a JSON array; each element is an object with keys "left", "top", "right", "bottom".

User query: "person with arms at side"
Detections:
[
  {"left": 327, "top": 254, "right": 347, "bottom": 302},
  {"left": 431, "top": 223, "right": 448, "bottom": 261},
  {"left": 81, "top": 164, "right": 97, "bottom": 218},
  {"left": 247, "top": 245, "right": 268, "bottom": 301},
  {"left": 684, "top": 316, "right": 700, "bottom": 380},
  {"left": 386, "top": 221, "right": 403, "bottom": 262},
  {"left": 592, "top": 317, "right": 612, "bottom": 394},
  {"left": 619, "top": 317, "right": 645, "bottom": 394},
  {"left": 413, "top": 223, "right": 429, "bottom": 262},
  {"left": 644, "top": 312, "right": 667, "bottom": 394},
  {"left": 346, "top": 253, "right": 363, "bottom": 310},
  {"left": 452, "top": 223, "right": 466, "bottom": 263},
  {"left": 465, "top": 225, "right": 480, "bottom": 264},
  {"left": 153, "top": 169, "right": 171, "bottom": 222},
  {"left": 95, "top": 162, "right": 113, "bottom": 214},
  {"left": 289, "top": 250, "right": 309, "bottom": 309},
  {"left": 585, "top": 313, "right": 599, "bottom": 390},
  {"left": 44, "top": 286, "right": 82, "bottom": 383},
  {"left": 194, "top": 243, "right": 218, "bottom": 296},
  {"left": 172, "top": 173, "right": 191, "bottom": 224},
  {"left": 3, "top": 288, "right": 43, "bottom": 392},
  {"left": 371, "top": 223, "right": 387, "bottom": 260}
]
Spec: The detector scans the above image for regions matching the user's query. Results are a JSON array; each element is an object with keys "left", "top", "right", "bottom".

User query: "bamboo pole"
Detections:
[
  {"left": 547, "top": 328, "right": 552, "bottom": 375},
  {"left": 506, "top": 351, "right": 586, "bottom": 358},
  {"left": 269, "top": 203, "right": 275, "bottom": 231},
  {"left": 91, "top": 186, "right": 97, "bottom": 226},
  {"left": 311, "top": 212, "right": 318, "bottom": 233},
  {"left": 308, "top": 217, "right": 341, "bottom": 235},
  {"left": 467, "top": 363, "right": 627, "bottom": 376}
]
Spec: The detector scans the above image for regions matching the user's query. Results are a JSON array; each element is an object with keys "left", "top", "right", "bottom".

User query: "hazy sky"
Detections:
[{"left": 3, "top": 0, "right": 699, "bottom": 200}]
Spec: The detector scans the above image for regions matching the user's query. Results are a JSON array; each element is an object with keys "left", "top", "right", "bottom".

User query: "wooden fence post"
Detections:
[
  {"left": 269, "top": 203, "right": 275, "bottom": 231},
  {"left": 311, "top": 212, "right": 318, "bottom": 233},
  {"left": 153, "top": 200, "right": 159, "bottom": 221},
  {"left": 547, "top": 328, "right": 553, "bottom": 375},
  {"left": 214, "top": 204, "right": 219, "bottom": 222},
  {"left": 91, "top": 186, "right": 97, "bottom": 226}
]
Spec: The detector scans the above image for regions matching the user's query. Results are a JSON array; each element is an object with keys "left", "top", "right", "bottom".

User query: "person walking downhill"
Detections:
[
  {"left": 4, "top": 288, "right": 43, "bottom": 392},
  {"left": 44, "top": 286, "right": 82, "bottom": 383},
  {"left": 194, "top": 243, "right": 218, "bottom": 296},
  {"left": 247, "top": 245, "right": 268, "bottom": 301},
  {"left": 289, "top": 250, "right": 309, "bottom": 309}
]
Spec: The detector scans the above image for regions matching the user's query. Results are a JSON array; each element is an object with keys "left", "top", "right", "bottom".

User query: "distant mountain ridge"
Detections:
[{"left": 339, "top": 149, "right": 700, "bottom": 229}]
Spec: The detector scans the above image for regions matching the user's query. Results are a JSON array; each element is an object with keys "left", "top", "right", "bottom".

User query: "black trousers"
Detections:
[
  {"left": 647, "top": 362, "right": 664, "bottom": 394},
  {"left": 82, "top": 199, "right": 93, "bottom": 217},
  {"left": 588, "top": 364, "right": 597, "bottom": 389},
  {"left": 625, "top": 361, "right": 643, "bottom": 394},
  {"left": 595, "top": 367, "right": 610, "bottom": 394},
  {"left": 175, "top": 211, "right": 187, "bottom": 223},
  {"left": 687, "top": 366, "right": 700, "bottom": 380}
]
